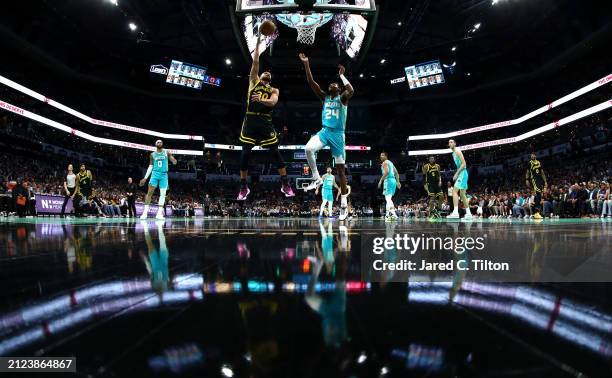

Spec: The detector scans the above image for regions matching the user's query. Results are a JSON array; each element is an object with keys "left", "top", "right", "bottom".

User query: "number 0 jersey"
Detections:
[
  {"left": 322, "top": 95, "right": 347, "bottom": 131},
  {"left": 152, "top": 150, "right": 169, "bottom": 175}
]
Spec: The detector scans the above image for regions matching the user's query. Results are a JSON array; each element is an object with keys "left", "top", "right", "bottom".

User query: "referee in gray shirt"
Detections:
[{"left": 61, "top": 164, "right": 77, "bottom": 217}]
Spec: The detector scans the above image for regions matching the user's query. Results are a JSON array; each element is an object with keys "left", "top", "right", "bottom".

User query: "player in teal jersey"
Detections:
[
  {"left": 447, "top": 139, "right": 472, "bottom": 219},
  {"left": 315, "top": 167, "right": 340, "bottom": 218},
  {"left": 299, "top": 53, "right": 354, "bottom": 221},
  {"left": 378, "top": 152, "right": 402, "bottom": 221},
  {"left": 139, "top": 140, "right": 177, "bottom": 220}
]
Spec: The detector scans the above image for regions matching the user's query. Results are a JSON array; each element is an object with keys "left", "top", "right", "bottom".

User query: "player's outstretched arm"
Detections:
[
  {"left": 140, "top": 154, "right": 153, "bottom": 187},
  {"left": 338, "top": 65, "right": 354, "bottom": 104},
  {"left": 168, "top": 151, "right": 178, "bottom": 165},
  {"left": 299, "top": 53, "right": 326, "bottom": 102},
  {"left": 394, "top": 166, "right": 402, "bottom": 189},
  {"left": 250, "top": 35, "right": 262, "bottom": 85}
]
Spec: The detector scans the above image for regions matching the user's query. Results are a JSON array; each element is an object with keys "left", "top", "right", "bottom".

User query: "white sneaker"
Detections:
[
  {"left": 303, "top": 177, "right": 323, "bottom": 192},
  {"left": 446, "top": 212, "right": 460, "bottom": 219},
  {"left": 463, "top": 212, "right": 473, "bottom": 221},
  {"left": 140, "top": 213, "right": 148, "bottom": 220},
  {"left": 339, "top": 205, "right": 348, "bottom": 221},
  {"left": 155, "top": 210, "right": 165, "bottom": 220}
]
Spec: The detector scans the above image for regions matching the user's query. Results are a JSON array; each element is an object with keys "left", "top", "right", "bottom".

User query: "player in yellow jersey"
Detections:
[{"left": 237, "top": 33, "right": 295, "bottom": 200}]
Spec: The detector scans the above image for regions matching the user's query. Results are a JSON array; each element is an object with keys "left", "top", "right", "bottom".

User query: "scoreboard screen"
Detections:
[
  {"left": 166, "top": 60, "right": 206, "bottom": 90},
  {"left": 165, "top": 60, "right": 222, "bottom": 89},
  {"left": 405, "top": 60, "right": 445, "bottom": 90}
]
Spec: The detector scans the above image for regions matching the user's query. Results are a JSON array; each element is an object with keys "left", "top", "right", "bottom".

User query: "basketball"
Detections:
[{"left": 259, "top": 20, "right": 276, "bottom": 36}]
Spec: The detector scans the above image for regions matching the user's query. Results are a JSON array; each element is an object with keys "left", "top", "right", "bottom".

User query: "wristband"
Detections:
[{"left": 340, "top": 74, "right": 350, "bottom": 86}]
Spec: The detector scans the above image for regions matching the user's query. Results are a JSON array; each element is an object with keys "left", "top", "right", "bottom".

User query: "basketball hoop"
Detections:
[{"left": 276, "top": 13, "right": 334, "bottom": 45}]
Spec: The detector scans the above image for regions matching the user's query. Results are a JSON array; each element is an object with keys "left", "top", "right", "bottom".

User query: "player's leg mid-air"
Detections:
[
  {"left": 139, "top": 140, "right": 177, "bottom": 220},
  {"left": 238, "top": 22, "right": 294, "bottom": 201},
  {"left": 446, "top": 139, "right": 472, "bottom": 220},
  {"left": 315, "top": 167, "right": 339, "bottom": 218},
  {"left": 299, "top": 53, "right": 354, "bottom": 220},
  {"left": 378, "top": 152, "right": 401, "bottom": 221}
]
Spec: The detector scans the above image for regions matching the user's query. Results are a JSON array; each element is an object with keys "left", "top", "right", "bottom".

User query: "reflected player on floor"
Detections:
[
  {"left": 299, "top": 53, "right": 354, "bottom": 220},
  {"left": 140, "top": 140, "right": 177, "bottom": 220}
]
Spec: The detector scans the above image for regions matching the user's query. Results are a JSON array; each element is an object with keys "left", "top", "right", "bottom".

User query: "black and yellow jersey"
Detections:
[
  {"left": 424, "top": 163, "right": 441, "bottom": 184},
  {"left": 77, "top": 171, "right": 92, "bottom": 196},
  {"left": 246, "top": 81, "right": 274, "bottom": 116},
  {"left": 527, "top": 160, "right": 544, "bottom": 181}
]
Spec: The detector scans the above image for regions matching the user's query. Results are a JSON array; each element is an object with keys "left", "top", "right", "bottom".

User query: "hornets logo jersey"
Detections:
[
  {"left": 247, "top": 81, "right": 274, "bottom": 115},
  {"left": 152, "top": 150, "right": 168, "bottom": 174},
  {"left": 323, "top": 174, "right": 335, "bottom": 190},
  {"left": 322, "top": 95, "right": 347, "bottom": 131}
]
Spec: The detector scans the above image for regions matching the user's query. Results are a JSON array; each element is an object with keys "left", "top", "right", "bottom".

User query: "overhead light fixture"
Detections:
[
  {"left": 474, "top": 22, "right": 481, "bottom": 29},
  {"left": 128, "top": 22, "right": 137, "bottom": 31},
  {"left": 380, "top": 58, "right": 386, "bottom": 64},
  {"left": 451, "top": 46, "right": 457, "bottom": 51},
  {"left": 108, "top": 0, "right": 118, "bottom": 5},
  {"left": 221, "top": 365, "right": 234, "bottom": 378},
  {"left": 357, "top": 352, "right": 367, "bottom": 364},
  {"left": 225, "top": 58, "right": 232, "bottom": 65},
  {"left": 467, "top": 72, "right": 471, "bottom": 76},
  {"left": 492, "top": 0, "right": 499, "bottom": 4},
  {"left": 359, "top": 73, "right": 364, "bottom": 78},
  {"left": 397, "top": 21, "right": 402, "bottom": 26}
]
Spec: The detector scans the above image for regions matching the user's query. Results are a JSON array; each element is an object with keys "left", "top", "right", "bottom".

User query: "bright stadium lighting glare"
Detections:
[
  {"left": 492, "top": 0, "right": 499, "bottom": 4},
  {"left": 225, "top": 58, "right": 232, "bottom": 65},
  {"left": 108, "top": 0, "right": 118, "bottom": 5},
  {"left": 128, "top": 22, "right": 137, "bottom": 31},
  {"left": 357, "top": 352, "right": 367, "bottom": 364},
  {"left": 474, "top": 22, "right": 481, "bottom": 29},
  {"left": 380, "top": 58, "right": 386, "bottom": 64},
  {"left": 467, "top": 72, "right": 471, "bottom": 76},
  {"left": 359, "top": 73, "right": 364, "bottom": 78},
  {"left": 397, "top": 21, "right": 402, "bottom": 26},
  {"left": 451, "top": 46, "right": 457, "bottom": 51},
  {"left": 221, "top": 365, "right": 234, "bottom": 378}
]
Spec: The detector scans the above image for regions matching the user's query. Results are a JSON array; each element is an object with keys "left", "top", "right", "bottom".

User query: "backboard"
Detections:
[{"left": 236, "top": 0, "right": 376, "bottom": 15}]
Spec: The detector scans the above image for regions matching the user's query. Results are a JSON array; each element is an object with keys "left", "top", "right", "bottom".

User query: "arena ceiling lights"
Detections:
[
  {"left": 408, "top": 98, "right": 612, "bottom": 156},
  {"left": 0, "top": 74, "right": 370, "bottom": 153},
  {"left": 409, "top": 73, "right": 612, "bottom": 141}
]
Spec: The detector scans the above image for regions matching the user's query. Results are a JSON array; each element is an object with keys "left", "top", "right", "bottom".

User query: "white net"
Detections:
[{"left": 296, "top": 24, "right": 319, "bottom": 44}]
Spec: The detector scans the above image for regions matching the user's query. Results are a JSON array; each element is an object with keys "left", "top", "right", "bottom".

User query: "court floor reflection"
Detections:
[{"left": 0, "top": 217, "right": 610, "bottom": 377}]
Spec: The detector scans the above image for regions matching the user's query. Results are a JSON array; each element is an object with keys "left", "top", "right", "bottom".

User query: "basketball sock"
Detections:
[
  {"left": 240, "top": 178, "right": 248, "bottom": 189},
  {"left": 320, "top": 201, "right": 326, "bottom": 216},
  {"left": 158, "top": 189, "right": 167, "bottom": 207}
]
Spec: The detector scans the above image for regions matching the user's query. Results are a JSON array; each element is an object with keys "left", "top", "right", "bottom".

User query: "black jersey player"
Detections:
[
  {"left": 237, "top": 33, "right": 295, "bottom": 201},
  {"left": 526, "top": 153, "right": 547, "bottom": 219},
  {"left": 423, "top": 156, "right": 444, "bottom": 218}
]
